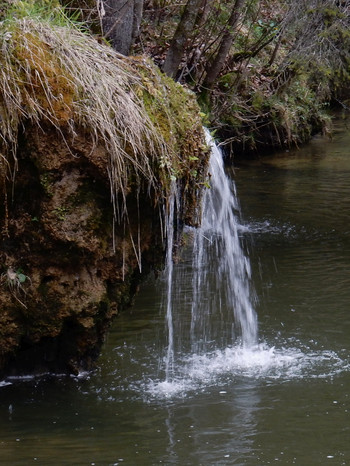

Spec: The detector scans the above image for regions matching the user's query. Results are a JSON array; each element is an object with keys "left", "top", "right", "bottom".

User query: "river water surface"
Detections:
[{"left": 1, "top": 117, "right": 350, "bottom": 465}]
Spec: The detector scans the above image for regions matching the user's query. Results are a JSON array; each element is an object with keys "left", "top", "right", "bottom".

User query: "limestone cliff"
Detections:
[{"left": 0, "top": 11, "right": 209, "bottom": 376}]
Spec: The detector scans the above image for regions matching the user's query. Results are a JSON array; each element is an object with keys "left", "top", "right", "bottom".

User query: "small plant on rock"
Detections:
[{"left": 0, "top": 267, "right": 31, "bottom": 308}]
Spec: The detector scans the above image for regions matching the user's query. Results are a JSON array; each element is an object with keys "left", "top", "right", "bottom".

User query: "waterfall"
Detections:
[
  {"left": 163, "top": 130, "right": 257, "bottom": 382},
  {"left": 144, "top": 128, "right": 350, "bottom": 400},
  {"left": 190, "top": 131, "right": 258, "bottom": 351}
]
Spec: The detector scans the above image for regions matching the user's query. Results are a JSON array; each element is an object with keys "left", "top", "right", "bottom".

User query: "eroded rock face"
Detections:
[{"left": 0, "top": 124, "right": 165, "bottom": 376}]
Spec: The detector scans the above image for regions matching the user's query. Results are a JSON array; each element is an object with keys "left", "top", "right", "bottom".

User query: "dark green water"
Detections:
[{"left": 1, "top": 117, "right": 350, "bottom": 465}]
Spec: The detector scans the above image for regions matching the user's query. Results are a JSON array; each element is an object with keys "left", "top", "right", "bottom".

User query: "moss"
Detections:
[
  {"left": 251, "top": 91, "right": 267, "bottom": 111},
  {"left": 129, "top": 57, "right": 207, "bottom": 182},
  {"left": 0, "top": 9, "right": 208, "bottom": 221},
  {"left": 0, "top": 2, "right": 210, "bottom": 377},
  {"left": 212, "top": 65, "right": 334, "bottom": 155},
  {"left": 11, "top": 29, "right": 76, "bottom": 124},
  {"left": 52, "top": 205, "right": 69, "bottom": 220},
  {"left": 40, "top": 173, "right": 54, "bottom": 197}
]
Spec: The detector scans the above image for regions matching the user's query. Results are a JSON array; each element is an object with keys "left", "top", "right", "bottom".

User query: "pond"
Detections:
[{"left": 1, "top": 116, "right": 350, "bottom": 465}]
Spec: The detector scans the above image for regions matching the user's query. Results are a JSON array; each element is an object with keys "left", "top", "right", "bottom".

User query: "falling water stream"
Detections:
[
  {"left": 1, "top": 117, "right": 350, "bottom": 465},
  {"left": 162, "top": 130, "right": 258, "bottom": 388},
  {"left": 164, "top": 180, "right": 177, "bottom": 381},
  {"left": 190, "top": 131, "right": 257, "bottom": 349}
]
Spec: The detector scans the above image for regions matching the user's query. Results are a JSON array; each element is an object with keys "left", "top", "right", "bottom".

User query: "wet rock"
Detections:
[{"left": 0, "top": 124, "right": 165, "bottom": 377}]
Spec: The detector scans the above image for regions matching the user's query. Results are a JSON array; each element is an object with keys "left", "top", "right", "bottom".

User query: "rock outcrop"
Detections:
[{"left": 0, "top": 12, "right": 209, "bottom": 377}]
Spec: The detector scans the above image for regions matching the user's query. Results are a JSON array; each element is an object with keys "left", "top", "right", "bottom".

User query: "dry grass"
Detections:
[
  {"left": 0, "top": 14, "right": 172, "bottom": 216},
  {"left": 0, "top": 6, "right": 208, "bottom": 273}
]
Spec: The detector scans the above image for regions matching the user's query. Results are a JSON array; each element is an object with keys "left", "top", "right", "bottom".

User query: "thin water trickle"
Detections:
[{"left": 164, "top": 180, "right": 177, "bottom": 380}]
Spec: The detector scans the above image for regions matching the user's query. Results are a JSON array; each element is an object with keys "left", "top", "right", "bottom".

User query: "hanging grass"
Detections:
[{"left": 0, "top": 3, "right": 206, "bottom": 223}]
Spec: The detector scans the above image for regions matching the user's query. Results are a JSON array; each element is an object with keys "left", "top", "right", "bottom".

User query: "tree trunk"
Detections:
[
  {"left": 267, "top": 33, "right": 282, "bottom": 67},
  {"left": 162, "top": 0, "right": 203, "bottom": 78},
  {"left": 132, "top": 0, "right": 144, "bottom": 43},
  {"left": 196, "top": 0, "right": 213, "bottom": 28},
  {"left": 203, "top": 0, "right": 246, "bottom": 88},
  {"left": 102, "top": 0, "right": 134, "bottom": 55}
]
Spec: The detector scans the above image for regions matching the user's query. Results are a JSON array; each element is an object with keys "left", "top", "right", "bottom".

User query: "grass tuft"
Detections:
[{"left": 0, "top": 10, "right": 182, "bottom": 218}]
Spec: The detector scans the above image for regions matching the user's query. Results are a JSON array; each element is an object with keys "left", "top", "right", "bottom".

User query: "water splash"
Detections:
[{"left": 145, "top": 341, "right": 350, "bottom": 399}]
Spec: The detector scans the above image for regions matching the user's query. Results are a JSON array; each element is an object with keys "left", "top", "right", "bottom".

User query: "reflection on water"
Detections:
[{"left": 1, "top": 117, "right": 350, "bottom": 465}]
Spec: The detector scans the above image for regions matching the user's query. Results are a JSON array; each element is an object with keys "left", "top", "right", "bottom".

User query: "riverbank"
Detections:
[
  {"left": 134, "top": 1, "right": 350, "bottom": 156},
  {"left": 0, "top": 5, "right": 209, "bottom": 376}
]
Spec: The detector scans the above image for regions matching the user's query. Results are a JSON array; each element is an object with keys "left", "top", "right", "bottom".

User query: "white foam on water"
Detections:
[
  {"left": 0, "top": 380, "right": 12, "bottom": 387},
  {"left": 6, "top": 374, "right": 38, "bottom": 382},
  {"left": 144, "top": 342, "right": 350, "bottom": 399},
  {"left": 2, "top": 372, "right": 68, "bottom": 386}
]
